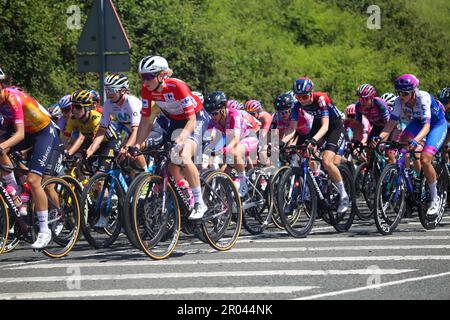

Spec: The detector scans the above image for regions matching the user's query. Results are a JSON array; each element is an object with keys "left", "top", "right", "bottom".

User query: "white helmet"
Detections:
[
  {"left": 59, "top": 94, "right": 72, "bottom": 110},
  {"left": 192, "top": 91, "right": 204, "bottom": 103},
  {"left": 138, "top": 55, "right": 169, "bottom": 74},
  {"left": 49, "top": 104, "right": 63, "bottom": 119},
  {"left": 381, "top": 92, "right": 396, "bottom": 108},
  {"left": 105, "top": 73, "right": 129, "bottom": 90},
  {"left": 0, "top": 67, "right": 5, "bottom": 80}
]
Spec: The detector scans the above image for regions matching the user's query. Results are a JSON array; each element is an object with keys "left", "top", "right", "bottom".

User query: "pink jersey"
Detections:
[
  {"left": 344, "top": 116, "right": 371, "bottom": 141},
  {"left": 208, "top": 108, "right": 249, "bottom": 139},
  {"left": 0, "top": 88, "right": 51, "bottom": 134},
  {"left": 296, "top": 108, "right": 314, "bottom": 135},
  {"left": 141, "top": 78, "right": 203, "bottom": 121}
]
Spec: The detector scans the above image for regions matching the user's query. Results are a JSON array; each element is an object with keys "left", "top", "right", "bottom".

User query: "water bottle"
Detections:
[
  {"left": 177, "top": 179, "right": 194, "bottom": 209},
  {"left": 19, "top": 183, "right": 31, "bottom": 216}
]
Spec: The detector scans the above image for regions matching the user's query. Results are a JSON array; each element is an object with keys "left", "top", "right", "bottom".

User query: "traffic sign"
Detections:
[
  {"left": 77, "top": 0, "right": 131, "bottom": 53},
  {"left": 77, "top": 53, "right": 131, "bottom": 73}
]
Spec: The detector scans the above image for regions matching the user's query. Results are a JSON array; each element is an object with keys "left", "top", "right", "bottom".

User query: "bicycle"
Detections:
[
  {"left": 130, "top": 142, "right": 243, "bottom": 260},
  {"left": 0, "top": 156, "right": 81, "bottom": 258},
  {"left": 374, "top": 141, "right": 447, "bottom": 235}
]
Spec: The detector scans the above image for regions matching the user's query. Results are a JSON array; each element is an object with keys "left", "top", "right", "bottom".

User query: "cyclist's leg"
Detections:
[
  {"left": 400, "top": 120, "right": 423, "bottom": 172},
  {"left": 27, "top": 123, "right": 60, "bottom": 248},
  {"left": 421, "top": 119, "right": 447, "bottom": 214}
]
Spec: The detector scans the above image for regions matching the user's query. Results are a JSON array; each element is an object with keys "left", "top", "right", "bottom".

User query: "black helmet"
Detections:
[
  {"left": 204, "top": 91, "right": 227, "bottom": 113},
  {"left": 439, "top": 88, "right": 450, "bottom": 104},
  {"left": 274, "top": 93, "right": 295, "bottom": 111}
]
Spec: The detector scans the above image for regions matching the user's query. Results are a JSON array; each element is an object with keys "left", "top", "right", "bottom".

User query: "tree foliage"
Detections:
[{"left": 0, "top": 0, "right": 448, "bottom": 110}]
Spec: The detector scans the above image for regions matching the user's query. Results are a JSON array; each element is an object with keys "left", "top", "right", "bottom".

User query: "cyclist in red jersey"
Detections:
[
  {"left": 133, "top": 55, "right": 210, "bottom": 220},
  {"left": 0, "top": 87, "right": 61, "bottom": 249}
]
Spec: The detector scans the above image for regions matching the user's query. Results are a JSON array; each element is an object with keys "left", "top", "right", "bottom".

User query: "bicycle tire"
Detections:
[
  {"left": 278, "top": 168, "right": 317, "bottom": 238},
  {"left": 353, "top": 162, "right": 376, "bottom": 220},
  {"left": 418, "top": 162, "right": 448, "bottom": 230},
  {"left": 242, "top": 168, "right": 272, "bottom": 235},
  {"left": 374, "top": 164, "right": 406, "bottom": 235},
  {"left": 123, "top": 172, "right": 153, "bottom": 249},
  {"left": 0, "top": 198, "right": 9, "bottom": 255},
  {"left": 38, "top": 177, "right": 81, "bottom": 258},
  {"left": 201, "top": 171, "right": 242, "bottom": 251},
  {"left": 132, "top": 175, "right": 181, "bottom": 260},
  {"left": 270, "top": 166, "right": 290, "bottom": 229},
  {"left": 80, "top": 173, "right": 124, "bottom": 249}
]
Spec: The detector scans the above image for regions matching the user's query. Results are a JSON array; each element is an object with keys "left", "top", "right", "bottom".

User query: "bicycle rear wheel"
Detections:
[
  {"left": 374, "top": 164, "right": 406, "bottom": 235},
  {"left": 80, "top": 173, "right": 124, "bottom": 249},
  {"left": 418, "top": 163, "right": 448, "bottom": 230},
  {"left": 132, "top": 175, "right": 181, "bottom": 260},
  {"left": 353, "top": 162, "right": 377, "bottom": 220},
  {"left": 201, "top": 171, "right": 242, "bottom": 251},
  {"left": 242, "top": 168, "right": 272, "bottom": 235}
]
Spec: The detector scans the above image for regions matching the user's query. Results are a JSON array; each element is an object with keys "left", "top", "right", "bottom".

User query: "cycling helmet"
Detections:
[
  {"left": 48, "top": 104, "right": 62, "bottom": 119},
  {"left": 345, "top": 104, "right": 356, "bottom": 117},
  {"left": 71, "top": 89, "right": 93, "bottom": 106},
  {"left": 138, "top": 55, "right": 169, "bottom": 74},
  {"left": 274, "top": 93, "right": 295, "bottom": 111},
  {"left": 394, "top": 74, "right": 419, "bottom": 92},
  {"left": 226, "top": 100, "right": 241, "bottom": 110},
  {"left": 59, "top": 94, "right": 72, "bottom": 110},
  {"left": 293, "top": 77, "right": 315, "bottom": 95},
  {"left": 438, "top": 88, "right": 450, "bottom": 104},
  {"left": 381, "top": 92, "right": 396, "bottom": 108},
  {"left": 104, "top": 73, "right": 129, "bottom": 90},
  {"left": 0, "top": 67, "right": 5, "bottom": 80},
  {"left": 244, "top": 100, "right": 263, "bottom": 113},
  {"left": 356, "top": 84, "right": 377, "bottom": 99},
  {"left": 192, "top": 91, "right": 204, "bottom": 103},
  {"left": 204, "top": 91, "right": 227, "bottom": 113}
]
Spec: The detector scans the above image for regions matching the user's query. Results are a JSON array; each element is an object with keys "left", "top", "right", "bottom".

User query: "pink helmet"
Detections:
[
  {"left": 395, "top": 74, "right": 419, "bottom": 92},
  {"left": 244, "top": 100, "right": 263, "bottom": 113},
  {"left": 345, "top": 104, "right": 356, "bottom": 117},
  {"left": 226, "top": 100, "right": 241, "bottom": 110},
  {"left": 356, "top": 84, "right": 377, "bottom": 99}
]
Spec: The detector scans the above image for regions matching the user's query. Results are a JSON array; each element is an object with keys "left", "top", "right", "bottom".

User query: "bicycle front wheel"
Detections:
[
  {"left": 374, "top": 164, "right": 406, "bottom": 235},
  {"left": 132, "top": 175, "right": 181, "bottom": 260},
  {"left": 201, "top": 171, "right": 242, "bottom": 251},
  {"left": 0, "top": 198, "right": 9, "bottom": 256}
]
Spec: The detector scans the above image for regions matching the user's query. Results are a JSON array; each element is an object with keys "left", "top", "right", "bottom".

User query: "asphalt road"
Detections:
[{"left": 1, "top": 211, "right": 449, "bottom": 301}]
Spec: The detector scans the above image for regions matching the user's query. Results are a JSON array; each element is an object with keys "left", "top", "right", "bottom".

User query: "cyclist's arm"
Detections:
[
  {"left": 67, "top": 133, "right": 85, "bottom": 156},
  {"left": 312, "top": 116, "right": 329, "bottom": 142},
  {"left": 0, "top": 122, "right": 25, "bottom": 150},
  {"left": 413, "top": 122, "right": 430, "bottom": 144},
  {"left": 125, "top": 126, "right": 139, "bottom": 149},
  {"left": 352, "top": 121, "right": 363, "bottom": 142},
  {"left": 380, "top": 120, "right": 397, "bottom": 141},
  {"left": 87, "top": 127, "right": 107, "bottom": 155},
  {"left": 282, "top": 121, "right": 297, "bottom": 144}
]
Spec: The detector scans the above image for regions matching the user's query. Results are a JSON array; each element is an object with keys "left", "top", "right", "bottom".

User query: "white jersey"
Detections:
[{"left": 100, "top": 94, "right": 142, "bottom": 130}]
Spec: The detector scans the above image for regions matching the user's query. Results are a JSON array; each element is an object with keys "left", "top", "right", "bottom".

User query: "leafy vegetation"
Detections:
[{"left": 1, "top": 0, "right": 448, "bottom": 111}]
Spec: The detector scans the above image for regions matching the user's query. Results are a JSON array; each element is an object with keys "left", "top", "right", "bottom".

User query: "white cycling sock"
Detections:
[
  {"left": 3, "top": 172, "right": 19, "bottom": 193},
  {"left": 192, "top": 186, "right": 204, "bottom": 205},
  {"left": 37, "top": 211, "right": 49, "bottom": 233},
  {"left": 238, "top": 171, "right": 246, "bottom": 184},
  {"left": 428, "top": 181, "right": 438, "bottom": 202},
  {"left": 335, "top": 181, "right": 348, "bottom": 198}
]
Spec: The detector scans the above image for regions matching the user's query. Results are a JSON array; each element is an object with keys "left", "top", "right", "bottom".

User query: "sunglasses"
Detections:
[
  {"left": 141, "top": 73, "right": 158, "bottom": 81},
  {"left": 62, "top": 108, "right": 71, "bottom": 113},
  {"left": 209, "top": 110, "right": 221, "bottom": 116},
  {"left": 296, "top": 94, "right": 311, "bottom": 101},
  {"left": 71, "top": 104, "right": 86, "bottom": 110},
  {"left": 105, "top": 88, "right": 120, "bottom": 95},
  {"left": 347, "top": 114, "right": 355, "bottom": 119},
  {"left": 277, "top": 110, "right": 291, "bottom": 116},
  {"left": 397, "top": 91, "right": 412, "bottom": 97}
]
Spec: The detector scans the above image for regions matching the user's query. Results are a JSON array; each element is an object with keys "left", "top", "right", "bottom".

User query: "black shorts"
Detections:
[{"left": 309, "top": 119, "right": 345, "bottom": 154}]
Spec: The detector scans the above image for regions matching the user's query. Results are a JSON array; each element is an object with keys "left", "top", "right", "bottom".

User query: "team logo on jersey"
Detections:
[
  {"left": 142, "top": 99, "right": 149, "bottom": 109},
  {"left": 164, "top": 93, "right": 175, "bottom": 102}
]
